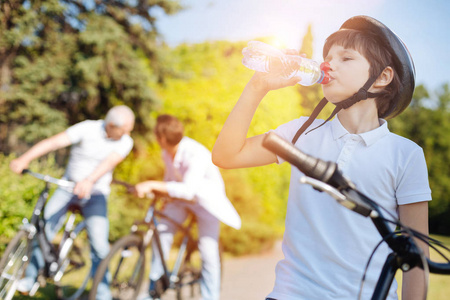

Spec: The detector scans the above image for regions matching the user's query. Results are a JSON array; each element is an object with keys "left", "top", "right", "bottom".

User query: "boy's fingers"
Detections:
[
  {"left": 283, "top": 49, "right": 298, "bottom": 55},
  {"left": 288, "top": 77, "right": 301, "bottom": 86}
]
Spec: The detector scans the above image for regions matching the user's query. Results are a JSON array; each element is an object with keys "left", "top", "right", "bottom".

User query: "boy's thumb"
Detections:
[{"left": 290, "top": 77, "right": 301, "bottom": 86}]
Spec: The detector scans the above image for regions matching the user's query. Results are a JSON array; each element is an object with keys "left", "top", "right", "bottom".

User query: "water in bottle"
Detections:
[{"left": 242, "top": 41, "right": 330, "bottom": 86}]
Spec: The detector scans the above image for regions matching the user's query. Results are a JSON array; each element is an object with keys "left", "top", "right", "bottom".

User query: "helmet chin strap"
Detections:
[{"left": 291, "top": 74, "right": 382, "bottom": 144}]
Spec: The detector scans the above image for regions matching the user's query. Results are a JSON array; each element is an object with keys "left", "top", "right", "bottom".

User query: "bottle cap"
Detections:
[
  {"left": 319, "top": 62, "right": 331, "bottom": 84},
  {"left": 320, "top": 62, "right": 330, "bottom": 72},
  {"left": 320, "top": 72, "right": 330, "bottom": 84}
]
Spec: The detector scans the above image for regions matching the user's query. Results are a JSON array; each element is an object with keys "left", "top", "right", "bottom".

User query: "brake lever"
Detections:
[{"left": 299, "top": 176, "right": 379, "bottom": 218}]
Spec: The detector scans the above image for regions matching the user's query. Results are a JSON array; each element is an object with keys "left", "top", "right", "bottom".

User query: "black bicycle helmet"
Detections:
[{"left": 292, "top": 15, "right": 416, "bottom": 144}]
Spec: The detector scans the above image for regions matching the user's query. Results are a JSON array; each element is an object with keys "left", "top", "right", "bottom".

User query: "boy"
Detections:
[
  {"left": 212, "top": 16, "right": 430, "bottom": 300},
  {"left": 134, "top": 114, "right": 241, "bottom": 300}
]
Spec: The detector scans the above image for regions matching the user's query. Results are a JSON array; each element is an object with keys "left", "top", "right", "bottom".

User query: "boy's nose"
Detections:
[{"left": 326, "top": 60, "right": 335, "bottom": 71}]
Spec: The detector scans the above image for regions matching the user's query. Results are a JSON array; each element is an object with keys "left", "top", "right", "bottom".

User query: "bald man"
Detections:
[{"left": 10, "top": 105, "right": 135, "bottom": 300}]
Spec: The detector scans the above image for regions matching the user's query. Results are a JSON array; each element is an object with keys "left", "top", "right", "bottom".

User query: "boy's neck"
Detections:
[{"left": 336, "top": 100, "right": 380, "bottom": 134}]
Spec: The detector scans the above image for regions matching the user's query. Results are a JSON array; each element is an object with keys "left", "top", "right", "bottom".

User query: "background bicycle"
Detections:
[
  {"left": 0, "top": 170, "right": 91, "bottom": 300},
  {"left": 89, "top": 181, "right": 207, "bottom": 300}
]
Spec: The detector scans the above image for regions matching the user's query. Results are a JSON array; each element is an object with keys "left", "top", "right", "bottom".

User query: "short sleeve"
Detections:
[
  {"left": 270, "top": 117, "right": 307, "bottom": 164},
  {"left": 65, "top": 120, "right": 93, "bottom": 144},
  {"left": 396, "top": 147, "right": 432, "bottom": 205},
  {"left": 114, "top": 135, "right": 133, "bottom": 158}
]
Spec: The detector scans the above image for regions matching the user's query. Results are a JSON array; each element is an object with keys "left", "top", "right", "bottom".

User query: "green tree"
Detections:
[
  {"left": 390, "top": 84, "right": 450, "bottom": 234},
  {"left": 296, "top": 23, "right": 333, "bottom": 118},
  {"left": 0, "top": 0, "right": 182, "bottom": 153}
]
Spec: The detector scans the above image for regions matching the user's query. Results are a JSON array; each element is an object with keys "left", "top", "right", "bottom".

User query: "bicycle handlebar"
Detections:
[
  {"left": 263, "top": 132, "right": 375, "bottom": 217},
  {"left": 112, "top": 179, "right": 196, "bottom": 205},
  {"left": 262, "top": 132, "right": 450, "bottom": 276},
  {"left": 22, "top": 169, "right": 75, "bottom": 192}
]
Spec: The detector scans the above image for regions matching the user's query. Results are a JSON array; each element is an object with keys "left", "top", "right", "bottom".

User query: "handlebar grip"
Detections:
[
  {"left": 263, "top": 132, "right": 336, "bottom": 183},
  {"left": 263, "top": 132, "right": 374, "bottom": 217}
]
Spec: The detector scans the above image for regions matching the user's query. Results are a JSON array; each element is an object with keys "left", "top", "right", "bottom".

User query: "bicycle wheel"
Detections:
[
  {"left": 175, "top": 240, "right": 224, "bottom": 300},
  {"left": 175, "top": 241, "right": 202, "bottom": 300},
  {"left": 89, "top": 234, "right": 146, "bottom": 300},
  {"left": 175, "top": 264, "right": 201, "bottom": 300},
  {"left": 0, "top": 229, "right": 31, "bottom": 300},
  {"left": 55, "top": 227, "right": 92, "bottom": 300}
]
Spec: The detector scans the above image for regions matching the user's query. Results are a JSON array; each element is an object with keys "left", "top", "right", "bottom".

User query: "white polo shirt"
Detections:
[
  {"left": 65, "top": 120, "right": 133, "bottom": 196},
  {"left": 267, "top": 116, "right": 431, "bottom": 300}
]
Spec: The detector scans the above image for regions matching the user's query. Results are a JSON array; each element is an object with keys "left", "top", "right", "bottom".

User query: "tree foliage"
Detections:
[
  {"left": 390, "top": 84, "right": 450, "bottom": 234},
  {"left": 0, "top": 0, "right": 182, "bottom": 153},
  {"left": 296, "top": 23, "right": 333, "bottom": 118}
]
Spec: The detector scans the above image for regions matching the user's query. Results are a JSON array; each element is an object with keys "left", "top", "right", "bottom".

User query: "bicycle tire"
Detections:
[
  {"left": 175, "top": 240, "right": 224, "bottom": 300},
  {"left": 54, "top": 226, "right": 91, "bottom": 300},
  {"left": 89, "top": 234, "right": 146, "bottom": 300},
  {"left": 176, "top": 262, "right": 201, "bottom": 300},
  {"left": 0, "top": 229, "right": 32, "bottom": 300}
]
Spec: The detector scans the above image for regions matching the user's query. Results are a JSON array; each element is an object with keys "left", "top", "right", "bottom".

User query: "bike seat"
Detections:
[{"left": 67, "top": 204, "right": 82, "bottom": 214}]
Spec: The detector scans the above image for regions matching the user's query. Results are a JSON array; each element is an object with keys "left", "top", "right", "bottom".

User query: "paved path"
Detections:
[
  {"left": 220, "top": 240, "right": 283, "bottom": 300},
  {"left": 143, "top": 240, "right": 284, "bottom": 300}
]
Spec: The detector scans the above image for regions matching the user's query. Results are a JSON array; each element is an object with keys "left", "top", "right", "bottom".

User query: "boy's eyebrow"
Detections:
[
  {"left": 325, "top": 48, "right": 358, "bottom": 60},
  {"left": 339, "top": 48, "right": 357, "bottom": 55}
]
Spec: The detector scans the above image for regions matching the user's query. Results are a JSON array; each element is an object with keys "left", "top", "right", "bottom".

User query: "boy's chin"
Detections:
[
  {"left": 323, "top": 91, "right": 357, "bottom": 104},
  {"left": 323, "top": 95, "right": 345, "bottom": 104}
]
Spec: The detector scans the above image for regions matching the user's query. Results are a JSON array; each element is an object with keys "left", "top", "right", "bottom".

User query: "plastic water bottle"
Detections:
[{"left": 242, "top": 41, "right": 330, "bottom": 86}]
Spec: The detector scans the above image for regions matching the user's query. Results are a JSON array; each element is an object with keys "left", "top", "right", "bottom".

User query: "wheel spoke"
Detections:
[
  {"left": 0, "top": 230, "right": 30, "bottom": 300},
  {"left": 89, "top": 234, "right": 145, "bottom": 300},
  {"left": 55, "top": 229, "right": 92, "bottom": 300}
]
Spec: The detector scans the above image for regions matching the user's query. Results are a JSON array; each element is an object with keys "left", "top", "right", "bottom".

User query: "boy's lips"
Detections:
[{"left": 323, "top": 76, "right": 335, "bottom": 85}]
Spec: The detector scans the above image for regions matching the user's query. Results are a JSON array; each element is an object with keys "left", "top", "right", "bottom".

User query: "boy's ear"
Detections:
[{"left": 373, "top": 66, "right": 394, "bottom": 89}]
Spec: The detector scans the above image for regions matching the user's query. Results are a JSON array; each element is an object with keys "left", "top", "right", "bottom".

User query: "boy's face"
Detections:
[{"left": 322, "top": 44, "right": 371, "bottom": 103}]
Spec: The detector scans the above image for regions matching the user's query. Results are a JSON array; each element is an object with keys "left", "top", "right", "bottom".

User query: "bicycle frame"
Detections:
[
  {"left": 23, "top": 182, "right": 85, "bottom": 279},
  {"left": 131, "top": 196, "right": 199, "bottom": 290},
  {"left": 26, "top": 183, "right": 59, "bottom": 277},
  {"left": 17, "top": 172, "right": 86, "bottom": 292},
  {"left": 1, "top": 170, "right": 90, "bottom": 300}
]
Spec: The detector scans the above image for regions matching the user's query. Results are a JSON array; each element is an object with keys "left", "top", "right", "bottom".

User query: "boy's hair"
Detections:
[
  {"left": 323, "top": 29, "right": 401, "bottom": 118},
  {"left": 155, "top": 114, "right": 184, "bottom": 146}
]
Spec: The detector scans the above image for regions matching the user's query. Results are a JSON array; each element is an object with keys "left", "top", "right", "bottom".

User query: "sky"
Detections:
[{"left": 154, "top": 0, "right": 450, "bottom": 92}]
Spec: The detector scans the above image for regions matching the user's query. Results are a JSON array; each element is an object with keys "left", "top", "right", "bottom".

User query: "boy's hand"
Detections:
[
  {"left": 9, "top": 158, "right": 30, "bottom": 174},
  {"left": 73, "top": 179, "right": 93, "bottom": 199},
  {"left": 249, "top": 72, "right": 300, "bottom": 93},
  {"left": 134, "top": 181, "right": 154, "bottom": 198}
]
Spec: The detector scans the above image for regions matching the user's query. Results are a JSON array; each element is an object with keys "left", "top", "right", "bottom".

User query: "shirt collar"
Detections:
[
  {"left": 331, "top": 116, "right": 389, "bottom": 146},
  {"left": 101, "top": 120, "right": 108, "bottom": 139},
  {"left": 330, "top": 116, "right": 348, "bottom": 140}
]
